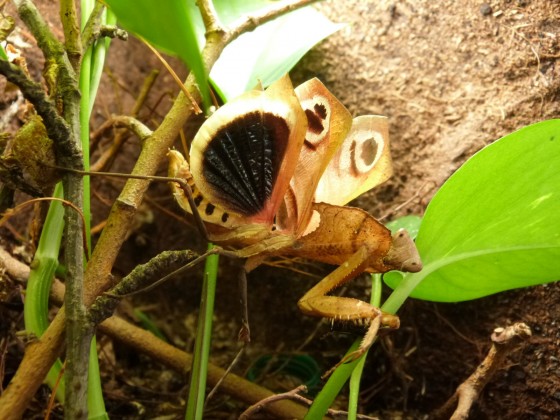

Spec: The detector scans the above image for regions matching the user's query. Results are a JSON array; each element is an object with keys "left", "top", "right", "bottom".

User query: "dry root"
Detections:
[{"left": 433, "top": 323, "right": 532, "bottom": 420}]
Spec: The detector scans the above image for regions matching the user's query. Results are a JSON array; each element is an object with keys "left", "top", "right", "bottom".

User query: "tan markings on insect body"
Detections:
[{"left": 168, "top": 150, "right": 242, "bottom": 229}]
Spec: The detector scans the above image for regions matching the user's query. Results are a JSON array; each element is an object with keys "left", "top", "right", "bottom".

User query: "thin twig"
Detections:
[
  {"left": 44, "top": 362, "right": 65, "bottom": 420},
  {"left": 89, "top": 250, "right": 199, "bottom": 324},
  {"left": 52, "top": 167, "right": 210, "bottom": 242},
  {"left": 141, "top": 39, "right": 202, "bottom": 115},
  {"left": 239, "top": 384, "right": 379, "bottom": 420},
  {"left": 81, "top": 2, "right": 105, "bottom": 50},
  {"left": 204, "top": 346, "right": 245, "bottom": 408},
  {"left": 0, "top": 197, "right": 90, "bottom": 259},
  {"left": 97, "top": 25, "right": 128, "bottom": 41},
  {"left": 108, "top": 115, "right": 154, "bottom": 139},
  {"left": 240, "top": 385, "right": 308, "bottom": 419},
  {"left": 225, "top": 0, "right": 321, "bottom": 45},
  {"left": 91, "top": 70, "right": 159, "bottom": 172},
  {"left": 105, "top": 249, "right": 227, "bottom": 298},
  {"left": 90, "top": 114, "right": 153, "bottom": 143}
]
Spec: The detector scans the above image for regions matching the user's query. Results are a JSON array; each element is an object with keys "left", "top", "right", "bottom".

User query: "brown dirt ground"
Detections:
[{"left": 1, "top": 0, "right": 559, "bottom": 419}]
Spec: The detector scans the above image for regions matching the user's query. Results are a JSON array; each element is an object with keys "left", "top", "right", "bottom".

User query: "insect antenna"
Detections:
[{"left": 50, "top": 166, "right": 210, "bottom": 242}]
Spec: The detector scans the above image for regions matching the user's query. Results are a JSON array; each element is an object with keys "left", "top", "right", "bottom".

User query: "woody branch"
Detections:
[
  {"left": 0, "top": 248, "right": 309, "bottom": 418},
  {"left": 1, "top": 0, "right": 90, "bottom": 417},
  {"left": 0, "top": 0, "right": 322, "bottom": 418}
]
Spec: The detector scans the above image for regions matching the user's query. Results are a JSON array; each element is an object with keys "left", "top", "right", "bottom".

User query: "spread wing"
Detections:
[
  {"left": 189, "top": 75, "right": 307, "bottom": 227},
  {"left": 278, "top": 78, "right": 352, "bottom": 235},
  {"left": 314, "top": 115, "right": 392, "bottom": 206}
]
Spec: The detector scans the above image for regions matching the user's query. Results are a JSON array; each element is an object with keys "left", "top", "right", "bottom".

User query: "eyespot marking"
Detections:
[
  {"left": 314, "top": 103, "right": 327, "bottom": 119},
  {"left": 305, "top": 108, "right": 325, "bottom": 135},
  {"left": 346, "top": 132, "right": 383, "bottom": 175},
  {"left": 304, "top": 139, "right": 317, "bottom": 151},
  {"left": 360, "top": 137, "right": 378, "bottom": 166},
  {"left": 299, "top": 97, "right": 330, "bottom": 146}
]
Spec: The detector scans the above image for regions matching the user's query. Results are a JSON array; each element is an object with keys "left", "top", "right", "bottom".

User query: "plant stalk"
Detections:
[{"left": 0, "top": 2, "right": 325, "bottom": 417}]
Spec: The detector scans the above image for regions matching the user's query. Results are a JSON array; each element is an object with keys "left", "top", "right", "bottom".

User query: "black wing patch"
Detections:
[{"left": 202, "top": 112, "right": 290, "bottom": 216}]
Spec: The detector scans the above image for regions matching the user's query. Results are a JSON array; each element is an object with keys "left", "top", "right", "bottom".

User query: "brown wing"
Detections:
[
  {"left": 189, "top": 75, "right": 307, "bottom": 227},
  {"left": 314, "top": 115, "right": 392, "bottom": 206},
  {"left": 278, "top": 78, "right": 352, "bottom": 236}
]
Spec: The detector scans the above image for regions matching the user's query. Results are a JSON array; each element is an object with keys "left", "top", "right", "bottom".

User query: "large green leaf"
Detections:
[
  {"left": 104, "top": 1, "right": 340, "bottom": 105},
  {"left": 384, "top": 120, "right": 560, "bottom": 302},
  {"left": 207, "top": 1, "right": 343, "bottom": 100},
  {"left": 104, "top": 0, "right": 209, "bottom": 107}
]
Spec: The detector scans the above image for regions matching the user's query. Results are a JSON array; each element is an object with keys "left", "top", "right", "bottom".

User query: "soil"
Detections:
[{"left": 1, "top": 0, "right": 559, "bottom": 419}]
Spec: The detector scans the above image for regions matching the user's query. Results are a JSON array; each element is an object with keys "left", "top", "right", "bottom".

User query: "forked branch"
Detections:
[{"left": 433, "top": 323, "right": 532, "bottom": 420}]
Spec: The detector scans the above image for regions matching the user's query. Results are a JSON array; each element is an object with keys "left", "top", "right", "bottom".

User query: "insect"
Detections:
[{"left": 168, "top": 75, "right": 422, "bottom": 364}]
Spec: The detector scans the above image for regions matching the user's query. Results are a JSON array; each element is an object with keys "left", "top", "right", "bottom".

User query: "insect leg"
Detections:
[
  {"left": 237, "top": 266, "right": 250, "bottom": 343},
  {"left": 173, "top": 176, "right": 210, "bottom": 242},
  {"left": 50, "top": 164, "right": 211, "bottom": 241},
  {"left": 297, "top": 246, "right": 399, "bottom": 368}
]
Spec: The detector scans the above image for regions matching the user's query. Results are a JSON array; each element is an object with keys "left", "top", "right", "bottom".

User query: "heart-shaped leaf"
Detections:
[
  {"left": 208, "top": 2, "right": 343, "bottom": 100},
  {"left": 384, "top": 120, "right": 560, "bottom": 303}
]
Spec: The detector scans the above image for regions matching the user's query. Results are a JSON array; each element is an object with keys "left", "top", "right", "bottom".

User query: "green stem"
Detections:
[
  {"left": 348, "top": 274, "right": 382, "bottom": 419},
  {"left": 381, "top": 272, "right": 423, "bottom": 315},
  {"left": 79, "top": 1, "right": 111, "bottom": 418},
  {"left": 185, "top": 243, "right": 219, "bottom": 420},
  {"left": 23, "top": 183, "right": 66, "bottom": 402},
  {"left": 305, "top": 274, "right": 384, "bottom": 419}
]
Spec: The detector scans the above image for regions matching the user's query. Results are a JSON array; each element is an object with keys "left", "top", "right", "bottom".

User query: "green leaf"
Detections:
[
  {"left": 208, "top": 1, "right": 343, "bottom": 100},
  {"left": 385, "top": 120, "right": 560, "bottom": 302},
  {"left": 104, "top": 1, "right": 341, "bottom": 106},
  {"left": 386, "top": 215, "right": 422, "bottom": 239},
  {"left": 104, "top": 0, "right": 209, "bottom": 107}
]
